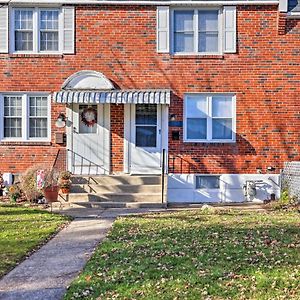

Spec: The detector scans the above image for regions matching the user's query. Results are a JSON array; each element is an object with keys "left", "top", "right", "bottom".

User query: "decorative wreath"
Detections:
[{"left": 81, "top": 107, "right": 97, "bottom": 127}]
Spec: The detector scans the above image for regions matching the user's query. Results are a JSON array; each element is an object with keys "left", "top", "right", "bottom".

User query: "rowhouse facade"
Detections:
[{"left": 0, "top": 0, "right": 299, "bottom": 203}]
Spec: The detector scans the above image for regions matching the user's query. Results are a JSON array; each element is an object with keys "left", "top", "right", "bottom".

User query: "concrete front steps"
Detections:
[{"left": 66, "top": 175, "right": 165, "bottom": 209}]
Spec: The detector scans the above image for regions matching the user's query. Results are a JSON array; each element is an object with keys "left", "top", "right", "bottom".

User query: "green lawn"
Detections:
[
  {"left": 65, "top": 209, "right": 300, "bottom": 300},
  {"left": 0, "top": 204, "right": 69, "bottom": 278}
]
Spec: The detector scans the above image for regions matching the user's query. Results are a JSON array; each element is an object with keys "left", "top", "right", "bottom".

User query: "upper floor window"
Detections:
[
  {"left": 12, "top": 8, "right": 60, "bottom": 53},
  {"left": 0, "top": 6, "right": 75, "bottom": 54},
  {"left": 184, "top": 94, "right": 236, "bottom": 143},
  {"left": 173, "top": 9, "right": 220, "bottom": 54},
  {"left": 0, "top": 94, "right": 50, "bottom": 141},
  {"left": 157, "top": 6, "right": 236, "bottom": 55}
]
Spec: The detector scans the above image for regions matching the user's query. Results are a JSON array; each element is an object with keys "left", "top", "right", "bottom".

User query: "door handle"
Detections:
[
  {"left": 158, "top": 129, "right": 161, "bottom": 135},
  {"left": 73, "top": 127, "right": 78, "bottom": 134}
]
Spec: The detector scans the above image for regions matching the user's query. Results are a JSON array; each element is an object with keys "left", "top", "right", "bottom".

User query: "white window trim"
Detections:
[
  {"left": 170, "top": 7, "right": 223, "bottom": 55},
  {"left": 9, "top": 7, "right": 63, "bottom": 54},
  {"left": 183, "top": 93, "right": 236, "bottom": 143},
  {"left": 0, "top": 93, "right": 51, "bottom": 142}
]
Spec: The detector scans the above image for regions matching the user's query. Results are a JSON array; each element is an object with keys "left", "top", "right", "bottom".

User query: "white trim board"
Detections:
[{"left": 0, "top": 0, "right": 279, "bottom": 6}]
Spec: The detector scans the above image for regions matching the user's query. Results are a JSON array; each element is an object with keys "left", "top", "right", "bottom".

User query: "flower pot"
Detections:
[
  {"left": 43, "top": 186, "right": 59, "bottom": 203},
  {"left": 60, "top": 187, "right": 70, "bottom": 194}
]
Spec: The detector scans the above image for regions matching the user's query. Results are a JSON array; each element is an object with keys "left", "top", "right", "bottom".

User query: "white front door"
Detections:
[
  {"left": 129, "top": 104, "right": 162, "bottom": 174},
  {"left": 67, "top": 104, "right": 110, "bottom": 175}
]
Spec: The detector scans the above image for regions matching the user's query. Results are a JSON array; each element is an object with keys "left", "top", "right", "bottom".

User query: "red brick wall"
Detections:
[
  {"left": 0, "top": 5, "right": 299, "bottom": 175},
  {"left": 110, "top": 104, "right": 124, "bottom": 173}
]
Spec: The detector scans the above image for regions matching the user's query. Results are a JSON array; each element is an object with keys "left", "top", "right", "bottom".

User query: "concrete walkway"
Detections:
[{"left": 0, "top": 216, "right": 114, "bottom": 300}]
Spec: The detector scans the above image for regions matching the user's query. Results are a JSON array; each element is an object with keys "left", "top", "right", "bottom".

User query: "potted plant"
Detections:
[
  {"left": 59, "top": 171, "right": 72, "bottom": 195},
  {"left": 41, "top": 169, "right": 60, "bottom": 203},
  {"left": 60, "top": 182, "right": 71, "bottom": 194}
]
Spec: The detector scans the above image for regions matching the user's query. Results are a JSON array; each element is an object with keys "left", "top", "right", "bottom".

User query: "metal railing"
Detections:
[
  {"left": 67, "top": 149, "right": 107, "bottom": 175},
  {"left": 161, "top": 149, "right": 167, "bottom": 204}
]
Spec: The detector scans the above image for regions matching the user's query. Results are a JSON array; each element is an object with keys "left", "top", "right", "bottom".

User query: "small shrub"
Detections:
[
  {"left": 20, "top": 165, "right": 44, "bottom": 202},
  {"left": 20, "top": 164, "right": 59, "bottom": 202},
  {"left": 268, "top": 189, "right": 299, "bottom": 211}
]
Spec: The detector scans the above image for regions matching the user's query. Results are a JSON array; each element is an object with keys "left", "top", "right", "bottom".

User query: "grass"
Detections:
[
  {"left": 65, "top": 209, "right": 300, "bottom": 300},
  {"left": 0, "top": 204, "right": 69, "bottom": 278}
]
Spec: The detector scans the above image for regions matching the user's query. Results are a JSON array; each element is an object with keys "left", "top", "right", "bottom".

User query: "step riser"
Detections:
[
  {"left": 68, "top": 194, "right": 162, "bottom": 203},
  {"left": 72, "top": 202, "right": 165, "bottom": 209},
  {"left": 70, "top": 185, "right": 161, "bottom": 194},
  {"left": 71, "top": 176, "right": 161, "bottom": 185}
]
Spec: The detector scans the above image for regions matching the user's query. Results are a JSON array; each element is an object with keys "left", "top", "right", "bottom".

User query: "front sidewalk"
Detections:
[{"left": 0, "top": 217, "right": 114, "bottom": 300}]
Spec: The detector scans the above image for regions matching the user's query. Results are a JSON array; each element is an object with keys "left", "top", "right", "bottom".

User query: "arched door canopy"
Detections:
[{"left": 62, "top": 70, "right": 115, "bottom": 90}]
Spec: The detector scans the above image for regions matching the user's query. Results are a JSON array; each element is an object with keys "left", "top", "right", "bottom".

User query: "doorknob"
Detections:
[{"left": 73, "top": 127, "right": 78, "bottom": 134}]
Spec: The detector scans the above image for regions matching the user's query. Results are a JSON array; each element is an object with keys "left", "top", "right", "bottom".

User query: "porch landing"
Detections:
[{"left": 62, "top": 175, "right": 165, "bottom": 209}]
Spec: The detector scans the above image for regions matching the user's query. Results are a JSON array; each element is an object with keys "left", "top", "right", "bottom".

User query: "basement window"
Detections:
[{"left": 196, "top": 175, "right": 220, "bottom": 189}]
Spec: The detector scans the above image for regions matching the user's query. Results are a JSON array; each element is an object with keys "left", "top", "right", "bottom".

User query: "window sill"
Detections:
[
  {"left": 0, "top": 141, "right": 52, "bottom": 146},
  {"left": 171, "top": 54, "right": 224, "bottom": 60},
  {"left": 183, "top": 140, "right": 236, "bottom": 144},
  {"left": 9, "top": 53, "right": 64, "bottom": 58}
]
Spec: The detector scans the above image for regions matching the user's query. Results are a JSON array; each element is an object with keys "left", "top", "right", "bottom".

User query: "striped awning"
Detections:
[{"left": 53, "top": 90, "right": 171, "bottom": 105}]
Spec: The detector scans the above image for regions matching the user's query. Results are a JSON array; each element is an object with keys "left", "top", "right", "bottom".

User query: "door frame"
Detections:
[
  {"left": 124, "top": 104, "right": 169, "bottom": 174},
  {"left": 66, "top": 103, "right": 111, "bottom": 175}
]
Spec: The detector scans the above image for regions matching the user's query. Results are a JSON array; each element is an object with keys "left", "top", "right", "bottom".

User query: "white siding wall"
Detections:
[{"left": 167, "top": 174, "right": 280, "bottom": 203}]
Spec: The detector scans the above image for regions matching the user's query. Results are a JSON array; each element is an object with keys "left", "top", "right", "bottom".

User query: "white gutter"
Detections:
[{"left": 0, "top": 0, "right": 279, "bottom": 5}]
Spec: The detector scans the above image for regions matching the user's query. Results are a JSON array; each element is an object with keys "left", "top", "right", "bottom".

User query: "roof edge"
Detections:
[{"left": 0, "top": 0, "right": 279, "bottom": 5}]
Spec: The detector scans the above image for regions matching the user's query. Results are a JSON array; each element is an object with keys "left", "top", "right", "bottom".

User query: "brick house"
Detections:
[{"left": 0, "top": 0, "right": 299, "bottom": 204}]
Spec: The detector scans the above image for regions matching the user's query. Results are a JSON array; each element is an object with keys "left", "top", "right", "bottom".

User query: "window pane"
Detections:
[
  {"left": 15, "top": 10, "right": 33, "bottom": 30},
  {"left": 199, "top": 33, "right": 218, "bottom": 52},
  {"left": 29, "top": 96, "right": 48, "bottom": 117},
  {"left": 15, "top": 32, "right": 33, "bottom": 51},
  {"left": 40, "top": 32, "right": 59, "bottom": 51},
  {"left": 29, "top": 118, "right": 48, "bottom": 138},
  {"left": 212, "top": 118, "right": 233, "bottom": 140},
  {"left": 4, "top": 96, "right": 22, "bottom": 116},
  {"left": 212, "top": 97, "right": 232, "bottom": 117},
  {"left": 174, "top": 11, "right": 194, "bottom": 31},
  {"left": 196, "top": 176, "right": 220, "bottom": 189},
  {"left": 4, "top": 118, "right": 22, "bottom": 138},
  {"left": 136, "top": 126, "right": 157, "bottom": 147},
  {"left": 174, "top": 33, "right": 194, "bottom": 53},
  {"left": 187, "top": 118, "right": 207, "bottom": 140},
  {"left": 186, "top": 96, "right": 207, "bottom": 118},
  {"left": 40, "top": 11, "right": 59, "bottom": 30},
  {"left": 199, "top": 10, "right": 218, "bottom": 31},
  {"left": 136, "top": 104, "right": 157, "bottom": 125},
  {"left": 79, "top": 105, "right": 97, "bottom": 134}
]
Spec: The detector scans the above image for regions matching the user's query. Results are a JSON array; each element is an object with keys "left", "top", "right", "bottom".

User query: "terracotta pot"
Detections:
[
  {"left": 43, "top": 186, "right": 59, "bottom": 203},
  {"left": 60, "top": 187, "right": 70, "bottom": 194}
]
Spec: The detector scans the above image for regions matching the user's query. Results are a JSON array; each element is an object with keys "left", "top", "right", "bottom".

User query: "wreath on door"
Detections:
[{"left": 81, "top": 107, "right": 97, "bottom": 127}]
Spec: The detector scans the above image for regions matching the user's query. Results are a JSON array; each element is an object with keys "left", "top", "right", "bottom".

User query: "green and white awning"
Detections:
[{"left": 53, "top": 90, "right": 171, "bottom": 105}]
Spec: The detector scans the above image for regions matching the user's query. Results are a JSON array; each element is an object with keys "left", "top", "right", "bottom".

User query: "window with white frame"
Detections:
[
  {"left": 184, "top": 94, "right": 235, "bottom": 142},
  {"left": 29, "top": 96, "right": 49, "bottom": 138},
  {"left": 12, "top": 8, "right": 60, "bottom": 53},
  {"left": 1, "top": 94, "right": 50, "bottom": 141},
  {"left": 173, "top": 9, "right": 220, "bottom": 54},
  {"left": 4, "top": 96, "right": 22, "bottom": 138}
]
